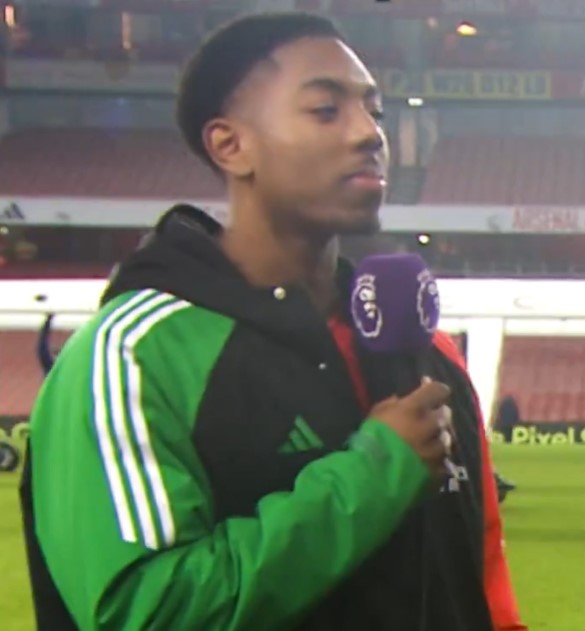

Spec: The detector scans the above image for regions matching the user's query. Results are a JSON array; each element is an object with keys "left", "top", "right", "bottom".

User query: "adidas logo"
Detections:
[
  {"left": 0, "top": 202, "right": 25, "bottom": 222},
  {"left": 279, "top": 417, "right": 324, "bottom": 454}
]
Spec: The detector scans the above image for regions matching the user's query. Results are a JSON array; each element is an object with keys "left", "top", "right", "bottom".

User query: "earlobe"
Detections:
[{"left": 203, "top": 119, "right": 253, "bottom": 177}]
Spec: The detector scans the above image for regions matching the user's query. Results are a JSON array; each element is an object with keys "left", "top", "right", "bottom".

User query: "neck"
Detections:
[{"left": 220, "top": 203, "right": 339, "bottom": 315}]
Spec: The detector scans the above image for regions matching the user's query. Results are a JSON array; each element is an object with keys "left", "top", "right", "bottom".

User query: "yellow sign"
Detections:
[
  {"left": 491, "top": 425, "right": 585, "bottom": 445},
  {"left": 373, "top": 69, "right": 551, "bottom": 100}
]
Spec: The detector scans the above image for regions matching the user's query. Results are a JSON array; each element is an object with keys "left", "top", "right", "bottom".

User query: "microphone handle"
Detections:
[
  {"left": 359, "top": 349, "right": 456, "bottom": 468},
  {"left": 359, "top": 351, "right": 424, "bottom": 403},
  {"left": 414, "top": 354, "right": 458, "bottom": 475}
]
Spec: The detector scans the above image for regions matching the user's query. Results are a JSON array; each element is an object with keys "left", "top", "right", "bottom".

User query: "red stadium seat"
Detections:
[
  {"left": 0, "top": 262, "right": 111, "bottom": 279},
  {"left": 0, "top": 128, "right": 225, "bottom": 200},
  {"left": 422, "top": 136, "right": 585, "bottom": 205},
  {"left": 0, "top": 329, "right": 73, "bottom": 417},
  {"left": 498, "top": 336, "right": 585, "bottom": 423}
]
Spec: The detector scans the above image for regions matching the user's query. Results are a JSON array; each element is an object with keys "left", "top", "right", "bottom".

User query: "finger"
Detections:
[
  {"left": 443, "top": 457, "right": 459, "bottom": 479},
  {"left": 426, "top": 406, "right": 455, "bottom": 448},
  {"left": 421, "top": 444, "right": 450, "bottom": 478},
  {"left": 421, "top": 415, "right": 453, "bottom": 454},
  {"left": 434, "top": 460, "right": 450, "bottom": 481},
  {"left": 440, "top": 429, "right": 453, "bottom": 456},
  {"left": 437, "top": 405, "right": 452, "bottom": 430},
  {"left": 440, "top": 405, "right": 457, "bottom": 448},
  {"left": 421, "top": 432, "right": 449, "bottom": 458},
  {"left": 371, "top": 395, "right": 400, "bottom": 414},
  {"left": 406, "top": 381, "right": 451, "bottom": 414}
]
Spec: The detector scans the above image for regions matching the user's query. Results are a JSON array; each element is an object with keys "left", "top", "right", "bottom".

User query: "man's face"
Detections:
[{"left": 231, "top": 36, "right": 390, "bottom": 236}]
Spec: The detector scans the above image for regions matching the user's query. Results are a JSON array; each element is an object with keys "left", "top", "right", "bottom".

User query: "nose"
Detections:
[{"left": 347, "top": 105, "right": 387, "bottom": 155}]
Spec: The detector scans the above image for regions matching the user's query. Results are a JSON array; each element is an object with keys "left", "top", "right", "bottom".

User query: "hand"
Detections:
[{"left": 369, "top": 379, "right": 452, "bottom": 481}]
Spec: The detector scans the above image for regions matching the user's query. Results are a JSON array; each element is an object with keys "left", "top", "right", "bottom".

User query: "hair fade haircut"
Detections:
[{"left": 176, "top": 12, "right": 345, "bottom": 170}]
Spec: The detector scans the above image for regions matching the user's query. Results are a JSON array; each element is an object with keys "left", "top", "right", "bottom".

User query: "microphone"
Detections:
[
  {"left": 350, "top": 255, "right": 492, "bottom": 631},
  {"left": 350, "top": 251, "right": 440, "bottom": 395},
  {"left": 350, "top": 251, "right": 440, "bottom": 364},
  {"left": 350, "top": 252, "right": 455, "bottom": 466}
]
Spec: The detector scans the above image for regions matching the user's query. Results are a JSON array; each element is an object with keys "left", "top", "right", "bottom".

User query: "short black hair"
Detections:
[{"left": 176, "top": 12, "right": 345, "bottom": 171}]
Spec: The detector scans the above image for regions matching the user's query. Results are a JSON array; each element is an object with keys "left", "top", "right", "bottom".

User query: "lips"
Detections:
[
  {"left": 343, "top": 170, "right": 387, "bottom": 189},
  {"left": 343, "top": 164, "right": 387, "bottom": 181}
]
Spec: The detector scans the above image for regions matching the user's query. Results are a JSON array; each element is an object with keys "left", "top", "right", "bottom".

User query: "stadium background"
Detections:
[{"left": 1, "top": 0, "right": 585, "bottom": 629}]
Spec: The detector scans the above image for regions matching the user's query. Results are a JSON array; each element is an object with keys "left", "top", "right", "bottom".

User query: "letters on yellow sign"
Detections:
[
  {"left": 510, "top": 425, "right": 585, "bottom": 445},
  {"left": 372, "top": 69, "right": 551, "bottom": 100}
]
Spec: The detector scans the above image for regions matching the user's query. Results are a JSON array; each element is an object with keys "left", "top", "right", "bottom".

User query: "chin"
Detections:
[
  {"left": 335, "top": 204, "right": 382, "bottom": 236},
  {"left": 336, "top": 188, "right": 385, "bottom": 233},
  {"left": 297, "top": 196, "right": 383, "bottom": 237}
]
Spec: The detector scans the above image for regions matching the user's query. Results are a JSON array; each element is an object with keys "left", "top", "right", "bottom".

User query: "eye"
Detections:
[
  {"left": 310, "top": 105, "right": 339, "bottom": 123},
  {"left": 370, "top": 109, "right": 385, "bottom": 123}
]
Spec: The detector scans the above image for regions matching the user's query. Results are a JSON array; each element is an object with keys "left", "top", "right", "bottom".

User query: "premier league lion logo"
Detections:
[
  {"left": 416, "top": 269, "right": 440, "bottom": 334},
  {"left": 351, "top": 274, "right": 383, "bottom": 339}
]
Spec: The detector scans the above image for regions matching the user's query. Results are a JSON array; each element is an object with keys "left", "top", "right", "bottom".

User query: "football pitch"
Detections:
[{"left": 1, "top": 445, "right": 583, "bottom": 631}]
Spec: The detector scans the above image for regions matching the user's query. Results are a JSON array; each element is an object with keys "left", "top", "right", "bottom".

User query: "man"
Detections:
[
  {"left": 37, "top": 313, "right": 56, "bottom": 375},
  {"left": 496, "top": 394, "right": 521, "bottom": 441},
  {"left": 21, "top": 13, "right": 526, "bottom": 631}
]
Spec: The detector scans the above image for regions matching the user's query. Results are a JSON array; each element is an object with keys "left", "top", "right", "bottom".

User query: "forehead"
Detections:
[
  {"left": 235, "top": 36, "right": 378, "bottom": 110},
  {"left": 271, "top": 36, "right": 376, "bottom": 92}
]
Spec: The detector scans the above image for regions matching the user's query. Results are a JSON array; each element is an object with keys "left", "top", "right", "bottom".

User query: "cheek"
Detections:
[
  {"left": 253, "top": 125, "right": 339, "bottom": 194},
  {"left": 260, "top": 144, "right": 327, "bottom": 190}
]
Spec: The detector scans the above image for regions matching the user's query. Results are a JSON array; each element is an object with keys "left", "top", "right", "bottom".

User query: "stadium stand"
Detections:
[
  {"left": 5, "top": 131, "right": 585, "bottom": 209},
  {"left": 497, "top": 336, "right": 585, "bottom": 423},
  {"left": 0, "top": 262, "right": 110, "bottom": 279},
  {"left": 1, "top": 3, "right": 585, "bottom": 435},
  {"left": 5, "top": 330, "right": 585, "bottom": 424},
  {"left": 0, "top": 329, "right": 72, "bottom": 417},
  {"left": 0, "top": 128, "right": 224, "bottom": 199},
  {"left": 421, "top": 136, "right": 585, "bottom": 205}
]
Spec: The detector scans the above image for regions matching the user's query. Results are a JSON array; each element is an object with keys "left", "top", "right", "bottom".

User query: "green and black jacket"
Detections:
[{"left": 21, "top": 206, "right": 494, "bottom": 631}]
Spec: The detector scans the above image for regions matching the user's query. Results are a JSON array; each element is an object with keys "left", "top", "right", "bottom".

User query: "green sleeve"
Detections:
[{"left": 30, "top": 290, "right": 429, "bottom": 631}]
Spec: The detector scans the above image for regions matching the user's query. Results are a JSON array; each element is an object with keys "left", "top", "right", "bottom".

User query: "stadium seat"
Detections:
[
  {"left": 422, "top": 136, "right": 585, "bottom": 205},
  {"left": 0, "top": 128, "right": 225, "bottom": 200},
  {"left": 498, "top": 336, "right": 585, "bottom": 423},
  {"left": 0, "top": 329, "right": 72, "bottom": 417},
  {"left": 0, "top": 262, "right": 111, "bottom": 279}
]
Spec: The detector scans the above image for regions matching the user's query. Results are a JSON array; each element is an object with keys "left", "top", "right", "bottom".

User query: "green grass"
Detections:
[
  {"left": 0, "top": 474, "right": 34, "bottom": 631},
  {"left": 1, "top": 446, "right": 583, "bottom": 630},
  {"left": 493, "top": 445, "right": 585, "bottom": 630}
]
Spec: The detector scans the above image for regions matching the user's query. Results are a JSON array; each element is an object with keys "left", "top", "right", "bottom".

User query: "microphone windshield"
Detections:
[{"left": 350, "top": 253, "right": 440, "bottom": 354}]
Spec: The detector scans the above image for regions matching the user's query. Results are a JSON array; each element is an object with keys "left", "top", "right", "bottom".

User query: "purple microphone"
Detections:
[
  {"left": 351, "top": 253, "right": 457, "bottom": 475},
  {"left": 350, "top": 253, "right": 440, "bottom": 355}
]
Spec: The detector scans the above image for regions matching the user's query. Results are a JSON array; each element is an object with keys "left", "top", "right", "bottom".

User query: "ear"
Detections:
[{"left": 202, "top": 118, "right": 254, "bottom": 178}]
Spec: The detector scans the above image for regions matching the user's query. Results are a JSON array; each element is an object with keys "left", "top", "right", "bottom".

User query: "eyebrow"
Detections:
[{"left": 299, "top": 77, "right": 381, "bottom": 101}]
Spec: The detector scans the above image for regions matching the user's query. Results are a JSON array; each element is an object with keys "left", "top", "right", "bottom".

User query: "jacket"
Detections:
[{"left": 21, "top": 205, "right": 526, "bottom": 631}]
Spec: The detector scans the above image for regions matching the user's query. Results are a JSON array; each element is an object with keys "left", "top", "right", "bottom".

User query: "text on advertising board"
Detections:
[
  {"left": 512, "top": 207, "right": 583, "bottom": 233},
  {"left": 374, "top": 69, "right": 551, "bottom": 100},
  {"left": 492, "top": 424, "right": 585, "bottom": 445}
]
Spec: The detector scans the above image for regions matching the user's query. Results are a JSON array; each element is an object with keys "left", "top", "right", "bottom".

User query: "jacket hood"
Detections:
[{"left": 102, "top": 204, "right": 354, "bottom": 362}]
